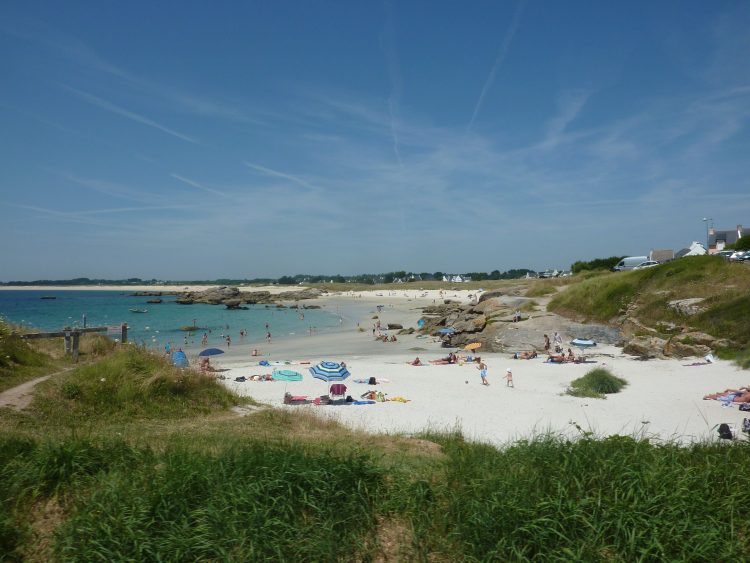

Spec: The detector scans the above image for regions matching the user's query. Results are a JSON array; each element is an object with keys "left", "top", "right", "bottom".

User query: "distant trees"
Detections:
[
  {"left": 727, "top": 237, "right": 750, "bottom": 251},
  {"left": 571, "top": 256, "right": 625, "bottom": 274}
]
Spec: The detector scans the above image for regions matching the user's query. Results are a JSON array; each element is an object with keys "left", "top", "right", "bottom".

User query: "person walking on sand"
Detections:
[
  {"left": 266, "top": 331, "right": 272, "bottom": 343},
  {"left": 478, "top": 361, "right": 489, "bottom": 385},
  {"left": 504, "top": 368, "right": 514, "bottom": 388},
  {"left": 553, "top": 331, "right": 563, "bottom": 352}
]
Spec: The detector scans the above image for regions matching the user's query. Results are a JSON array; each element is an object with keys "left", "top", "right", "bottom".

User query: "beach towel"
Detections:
[
  {"left": 387, "top": 396, "right": 410, "bottom": 403},
  {"left": 259, "top": 360, "right": 270, "bottom": 366},
  {"left": 353, "top": 400, "right": 376, "bottom": 405},
  {"left": 272, "top": 369, "right": 303, "bottom": 382}
]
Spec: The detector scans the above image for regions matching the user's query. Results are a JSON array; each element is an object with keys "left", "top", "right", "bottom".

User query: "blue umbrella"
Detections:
[
  {"left": 309, "top": 361, "right": 350, "bottom": 383},
  {"left": 570, "top": 339, "right": 597, "bottom": 357},
  {"left": 437, "top": 327, "right": 456, "bottom": 334},
  {"left": 199, "top": 347, "right": 225, "bottom": 357}
]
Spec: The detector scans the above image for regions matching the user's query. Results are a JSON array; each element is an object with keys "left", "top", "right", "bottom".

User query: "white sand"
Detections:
[{"left": 202, "top": 291, "right": 749, "bottom": 446}]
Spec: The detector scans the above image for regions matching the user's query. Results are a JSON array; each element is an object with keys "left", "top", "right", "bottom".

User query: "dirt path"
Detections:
[{"left": 0, "top": 367, "right": 74, "bottom": 410}]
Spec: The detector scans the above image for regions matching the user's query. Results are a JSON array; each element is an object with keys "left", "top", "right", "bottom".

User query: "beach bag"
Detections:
[
  {"left": 368, "top": 376, "right": 377, "bottom": 385},
  {"left": 739, "top": 403, "right": 750, "bottom": 412},
  {"left": 717, "top": 423, "right": 733, "bottom": 440},
  {"left": 742, "top": 419, "right": 750, "bottom": 434}
]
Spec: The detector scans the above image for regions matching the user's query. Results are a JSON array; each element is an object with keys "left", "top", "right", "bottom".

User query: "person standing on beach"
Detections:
[
  {"left": 553, "top": 331, "right": 563, "bottom": 352},
  {"left": 504, "top": 368, "right": 514, "bottom": 388},
  {"left": 543, "top": 334, "right": 550, "bottom": 352},
  {"left": 266, "top": 331, "right": 272, "bottom": 343},
  {"left": 478, "top": 361, "right": 489, "bottom": 385}
]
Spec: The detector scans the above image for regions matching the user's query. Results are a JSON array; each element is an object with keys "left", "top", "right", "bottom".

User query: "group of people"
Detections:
[
  {"left": 543, "top": 332, "right": 564, "bottom": 353},
  {"left": 546, "top": 348, "right": 578, "bottom": 363}
]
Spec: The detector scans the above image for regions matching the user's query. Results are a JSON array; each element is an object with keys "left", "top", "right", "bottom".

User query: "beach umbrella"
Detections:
[
  {"left": 437, "top": 327, "right": 456, "bottom": 334},
  {"left": 570, "top": 339, "right": 596, "bottom": 357},
  {"left": 199, "top": 347, "right": 225, "bottom": 357},
  {"left": 309, "top": 361, "right": 350, "bottom": 383},
  {"left": 464, "top": 342, "right": 481, "bottom": 350}
]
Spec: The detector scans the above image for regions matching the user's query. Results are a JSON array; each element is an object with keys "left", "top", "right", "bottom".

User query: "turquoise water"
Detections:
[{"left": 0, "top": 290, "right": 342, "bottom": 350}]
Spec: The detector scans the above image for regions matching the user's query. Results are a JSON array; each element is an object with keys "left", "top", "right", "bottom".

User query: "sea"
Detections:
[{"left": 0, "top": 290, "right": 343, "bottom": 351}]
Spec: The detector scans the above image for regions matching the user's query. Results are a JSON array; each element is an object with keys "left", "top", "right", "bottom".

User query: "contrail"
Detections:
[
  {"left": 383, "top": 0, "right": 403, "bottom": 165},
  {"left": 468, "top": 0, "right": 526, "bottom": 130}
]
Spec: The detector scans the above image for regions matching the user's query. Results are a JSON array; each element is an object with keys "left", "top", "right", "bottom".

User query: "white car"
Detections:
[{"left": 633, "top": 261, "right": 660, "bottom": 270}]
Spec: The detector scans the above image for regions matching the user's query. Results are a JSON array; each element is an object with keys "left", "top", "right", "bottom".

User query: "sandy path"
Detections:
[{"left": 0, "top": 368, "right": 74, "bottom": 410}]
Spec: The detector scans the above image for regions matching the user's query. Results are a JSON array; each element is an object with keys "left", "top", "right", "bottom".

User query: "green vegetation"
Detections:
[
  {"left": 727, "top": 237, "right": 750, "bottom": 251},
  {"left": 549, "top": 256, "right": 750, "bottom": 353},
  {"left": 0, "top": 323, "right": 51, "bottom": 392},
  {"left": 30, "top": 346, "right": 240, "bottom": 425},
  {"left": 3, "top": 429, "right": 750, "bottom": 561},
  {"left": 525, "top": 282, "right": 557, "bottom": 297},
  {"left": 567, "top": 368, "right": 628, "bottom": 398},
  {"left": 571, "top": 255, "right": 624, "bottom": 274}
]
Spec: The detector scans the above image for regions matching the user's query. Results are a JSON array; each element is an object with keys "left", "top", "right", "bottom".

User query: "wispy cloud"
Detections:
[
  {"left": 169, "top": 173, "right": 227, "bottom": 197},
  {"left": 60, "top": 85, "right": 199, "bottom": 143},
  {"left": 468, "top": 0, "right": 526, "bottom": 130},
  {"left": 243, "top": 161, "right": 317, "bottom": 190},
  {"left": 382, "top": 1, "right": 403, "bottom": 165}
]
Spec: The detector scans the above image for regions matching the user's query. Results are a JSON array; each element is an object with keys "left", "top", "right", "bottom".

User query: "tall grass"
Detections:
[
  {"left": 400, "top": 433, "right": 750, "bottom": 561},
  {"left": 31, "top": 346, "right": 240, "bottom": 424},
  {"left": 2, "top": 431, "right": 750, "bottom": 560},
  {"left": 0, "top": 322, "right": 52, "bottom": 393}
]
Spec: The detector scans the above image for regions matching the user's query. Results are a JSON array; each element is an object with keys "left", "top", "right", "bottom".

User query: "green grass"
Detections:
[
  {"left": 29, "top": 346, "right": 241, "bottom": 425},
  {"left": 549, "top": 257, "right": 750, "bottom": 353},
  {"left": 0, "top": 323, "right": 54, "bottom": 393},
  {"left": 525, "top": 283, "right": 557, "bottom": 297},
  {"left": 567, "top": 368, "right": 628, "bottom": 399},
  {"left": 3, "top": 431, "right": 750, "bottom": 561}
]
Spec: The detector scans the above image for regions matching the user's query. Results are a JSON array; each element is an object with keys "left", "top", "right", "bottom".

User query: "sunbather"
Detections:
[
  {"left": 703, "top": 388, "right": 750, "bottom": 402},
  {"left": 546, "top": 354, "right": 566, "bottom": 363},
  {"left": 512, "top": 351, "right": 538, "bottom": 359}
]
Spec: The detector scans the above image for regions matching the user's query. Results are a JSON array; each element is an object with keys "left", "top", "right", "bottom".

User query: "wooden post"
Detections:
[
  {"left": 72, "top": 330, "right": 80, "bottom": 362},
  {"left": 121, "top": 323, "right": 128, "bottom": 344},
  {"left": 64, "top": 328, "right": 72, "bottom": 355}
]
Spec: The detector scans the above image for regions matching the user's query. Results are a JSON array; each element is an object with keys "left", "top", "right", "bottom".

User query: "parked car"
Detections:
[
  {"left": 714, "top": 250, "right": 734, "bottom": 259},
  {"left": 633, "top": 261, "right": 660, "bottom": 270},
  {"left": 730, "top": 251, "right": 749, "bottom": 262},
  {"left": 612, "top": 256, "right": 649, "bottom": 271}
]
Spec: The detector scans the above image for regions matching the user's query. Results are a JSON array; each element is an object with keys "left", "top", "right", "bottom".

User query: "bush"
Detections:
[{"left": 567, "top": 368, "right": 627, "bottom": 399}]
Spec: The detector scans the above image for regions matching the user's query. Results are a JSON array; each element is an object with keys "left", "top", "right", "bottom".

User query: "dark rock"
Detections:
[
  {"left": 387, "top": 323, "right": 403, "bottom": 330},
  {"left": 398, "top": 327, "right": 415, "bottom": 335}
]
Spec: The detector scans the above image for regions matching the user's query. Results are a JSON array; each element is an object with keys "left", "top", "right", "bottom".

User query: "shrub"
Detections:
[{"left": 567, "top": 368, "right": 627, "bottom": 399}]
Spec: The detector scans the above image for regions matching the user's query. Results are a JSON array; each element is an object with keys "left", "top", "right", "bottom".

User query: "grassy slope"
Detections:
[{"left": 548, "top": 257, "right": 750, "bottom": 355}]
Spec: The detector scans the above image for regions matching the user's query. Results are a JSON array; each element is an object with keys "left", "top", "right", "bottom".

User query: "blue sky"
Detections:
[{"left": 1, "top": 1, "right": 748, "bottom": 280}]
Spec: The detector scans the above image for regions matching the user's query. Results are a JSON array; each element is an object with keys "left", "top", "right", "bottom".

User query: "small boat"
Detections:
[
  {"left": 146, "top": 299, "right": 163, "bottom": 304},
  {"left": 40, "top": 296, "right": 57, "bottom": 300},
  {"left": 129, "top": 308, "right": 148, "bottom": 314}
]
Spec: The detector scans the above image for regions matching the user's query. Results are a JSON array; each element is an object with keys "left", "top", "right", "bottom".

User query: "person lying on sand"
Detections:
[
  {"left": 512, "top": 351, "right": 538, "bottom": 360},
  {"left": 703, "top": 388, "right": 750, "bottom": 402},
  {"left": 410, "top": 357, "right": 422, "bottom": 366},
  {"left": 546, "top": 354, "right": 566, "bottom": 363}
]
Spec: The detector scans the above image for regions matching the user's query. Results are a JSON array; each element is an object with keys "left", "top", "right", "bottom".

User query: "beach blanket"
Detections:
[
  {"left": 272, "top": 369, "right": 303, "bottom": 381},
  {"left": 387, "top": 396, "right": 410, "bottom": 403},
  {"left": 352, "top": 400, "right": 376, "bottom": 405}
]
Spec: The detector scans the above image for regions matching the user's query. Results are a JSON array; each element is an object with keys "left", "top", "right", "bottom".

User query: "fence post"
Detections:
[
  {"left": 121, "top": 323, "right": 128, "bottom": 344},
  {"left": 72, "top": 330, "right": 80, "bottom": 361},
  {"left": 64, "top": 328, "right": 72, "bottom": 355}
]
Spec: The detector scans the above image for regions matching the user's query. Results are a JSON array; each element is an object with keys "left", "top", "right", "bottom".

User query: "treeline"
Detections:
[
  {"left": 570, "top": 256, "right": 624, "bottom": 274},
  {"left": 277, "top": 269, "right": 536, "bottom": 285}
]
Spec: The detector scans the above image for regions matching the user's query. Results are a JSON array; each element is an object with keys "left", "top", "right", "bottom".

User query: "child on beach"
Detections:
[
  {"left": 504, "top": 368, "right": 514, "bottom": 388},
  {"left": 478, "top": 361, "right": 489, "bottom": 385}
]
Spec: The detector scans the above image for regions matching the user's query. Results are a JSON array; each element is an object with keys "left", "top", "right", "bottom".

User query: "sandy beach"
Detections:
[{"left": 185, "top": 290, "right": 750, "bottom": 446}]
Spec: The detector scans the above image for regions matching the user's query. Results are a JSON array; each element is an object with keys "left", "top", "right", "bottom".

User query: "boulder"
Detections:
[
  {"left": 478, "top": 290, "right": 504, "bottom": 303},
  {"left": 387, "top": 323, "right": 403, "bottom": 330},
  {"left": 452, "top": 315, "right": 487, "bottom": 333},
  {"left": 664, "top": 340, "right": 711, "bottom": 358},
  {"left": 667, "top": 298, "right": 706, "bottom": 316},
  {"left": 471, "top": 297, "right": 507, "bottom": 317},
  {"left": 397, "top": 327, "right": 415, "bottom": 335},
  {"left": 622, "top": 336, "right": 667, "bottom": 359}
]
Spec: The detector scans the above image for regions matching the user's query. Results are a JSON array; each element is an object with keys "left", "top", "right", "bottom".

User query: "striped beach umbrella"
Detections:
[{"left": 308, "top": 361, "right": 350, "bottom": 383}]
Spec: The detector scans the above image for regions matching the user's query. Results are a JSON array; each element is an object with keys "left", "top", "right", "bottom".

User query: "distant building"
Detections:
[
  {"left": 441, "top": 275, "right": 470, "bottom": 283},
  {"left": 708, "top": 224, "right": 748, "bottom": 254},
  {"left": 649, "top": 249, "right": 675, "bottom": 263},
  {"left": 675, "top": 241, "right": 707, "bottom": 258}
]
